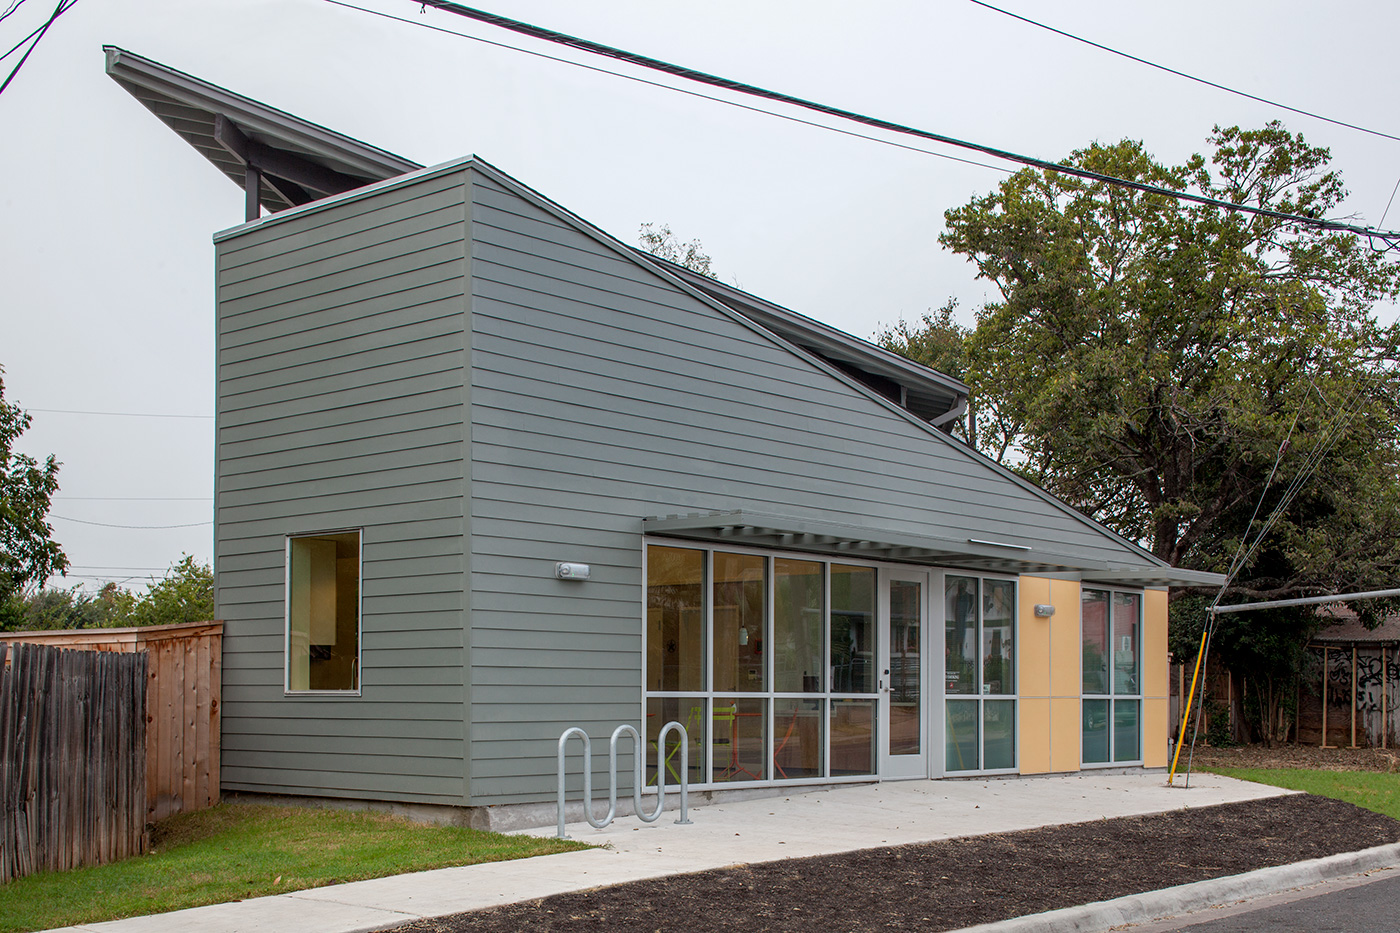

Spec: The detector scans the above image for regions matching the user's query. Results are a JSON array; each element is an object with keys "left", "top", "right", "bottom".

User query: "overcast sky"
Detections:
[{"left": 3, "top": 0, "right": 1399, "bottom": 592}]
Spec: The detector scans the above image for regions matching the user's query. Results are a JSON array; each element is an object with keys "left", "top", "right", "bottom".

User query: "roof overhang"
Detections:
[
  {"left": 642, "top": 510, "right": 1220, "bottom": 587},
  {"left": 104, "top": 46, "right": 422, "bottom": 216}
]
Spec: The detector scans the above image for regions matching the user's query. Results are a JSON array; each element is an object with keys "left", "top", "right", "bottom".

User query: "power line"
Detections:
[
  {"left": 321, "top": 0, "right": 1007, "bottom": 174},
  {"left": 0, "top": 0, "right": 77, "bottom": 98},
  {"left": 29, "top": 407, "right": 213, "bottom": 420},
  {"left": 393, "top": 1, "right": 1400, "bottom": 251},
  {"left": 51, "top": 515, "right": 211, "bottom": 529},
  {"left": 0, "top": 0, "right": 28, "bottom": 26},
  {"left": 965, "top": 0, "right": 1400, "bottom": 145},
  {"left": 54, "top": 496, "right": 211, "bottom": 501}
]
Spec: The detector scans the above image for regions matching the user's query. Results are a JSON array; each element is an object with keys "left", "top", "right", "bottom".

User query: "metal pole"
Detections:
[
  {"left": 1351, "top": 646, "right": 1359, "bottom": 749},
  {"left": 1384, "top": 645, "right": 1389, "bottom": 750},
  {"left": 1212, "top": 587, "right": 1400, "bottom": 615},
  {"left": 1322, "top": 647, "right": 1332, "bottom": 749}
]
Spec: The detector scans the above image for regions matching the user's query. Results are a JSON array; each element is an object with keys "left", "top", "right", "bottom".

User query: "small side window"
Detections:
[{"left": 287, "top": 530, "right": 361, "bottom": 692}]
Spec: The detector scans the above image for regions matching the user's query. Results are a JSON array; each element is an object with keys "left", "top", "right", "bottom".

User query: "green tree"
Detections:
[
  {"left": 0, "top": 557, "right": 214, "bottom": 633},
  {"left": 0, "top": 367, "right": 67, "bottom": 615},
  {"left": 638, "top": 222, "right": 717, "bottom": 278},
  {"left": 888, "top": 124, "right": 1400, "bottom": 743}
]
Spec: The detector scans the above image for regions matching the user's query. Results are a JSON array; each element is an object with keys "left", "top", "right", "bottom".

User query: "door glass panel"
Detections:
[
  {"left": 645, "top": 695, "right": 705, "bottom": 786},
  {"left": 646, "top": 546, "right": 705, "bottom": 692},
  {"left": 945, "top": 699, "right": 979, "bottom": 771},
  {"left": 983, "top": 700, "right": 1016, "bottom": 770},
  {"left": 1114, "top": 699, "right": 1140, "bottom": 762},
  {"left": 982, "top": 579, "right": 1015, "bottom": 696},
  {"left": 711, "top": 697, "right": 766, "bottom": 783},
  {"left": 713, "top": 552, "right": 766, "bottom": 693},
  {"left": 1113, "top": 593, "right": 1141, "bottom": 695},
  {"left": 889, "top": 579, "right": 922, "bottom": 754},
  {"left": 945, "top": 576, "right": 978, "bottom": 695},
  {"left": 774, "top": 559, "right": 824, "bottom": 693},
  {"left": 774, "top": 698, "right": 824, "bottom": 779},
  {"left": 1081, "top": 590, "right": 1110, "bottom": 695},
  {"left": 830, "top": 564, "right": 876, "bottom": 694},
  {"left": 1083, "top": 698, "right": 1110, "bottom": 763},
  {"left": 830, "top": 698, "right": 876, "bottom": 775}
]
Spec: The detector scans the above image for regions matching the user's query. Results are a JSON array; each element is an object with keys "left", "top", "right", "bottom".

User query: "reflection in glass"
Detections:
[
  {"left": 646, "top": 695, "right": 705, "bottom": 786},
  {"left": 1083, "top": 698, "right": 1110, "bottom": 763},
  {"left": 829, "top": 699, "right": 876, "bottom": 776},
  {"left": 774, "top": 698, "right": 824, "bottom": 778},
  {"left": 713, "top": 552, "right": 766, "bottom": 693},
  {"left": 945, "top": 576, "right": 978, "bottom": 696},
  {"left": 831, "top": 565, "right": 876, "bottom": 694},
  {"left": 1114, "top": 700, "right": 1140, "bottom": 762},
  {"left": 711, "top": 697, "right": 766, "bottom": 783},
  {"left": 1082, "top": 590, "right": 1110, "bottom": 695},
  {"left": 982, "top": 579, "right": 1015, "bottom": 696},
  {"left": 946, "top": 699, "right": 979, "bottom": 771},
  {"left": 775, "top": 559, "right": 824, "bottom": 693},
  {"left": 646, "top": 547, "right": 705, "bottom": 692},
  {"left": 983, "top": 700, "right": 1016, "bottom": 770},
  {"left": 889, "top": 579, "right": 922, "bottom": 754},
  {"left": 1112, "top": 593, "right": 1141, "bottom": 695}
]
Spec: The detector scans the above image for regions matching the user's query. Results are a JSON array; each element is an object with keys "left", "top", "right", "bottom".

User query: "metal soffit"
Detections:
[{"left": 642, "top": 510, "right": 1225, "bottom": 587}]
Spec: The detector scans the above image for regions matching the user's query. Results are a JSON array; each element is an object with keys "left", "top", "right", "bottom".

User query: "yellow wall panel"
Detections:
[
  {"left": 1143, "top": 588, "right": 1168, "bottom": 698},
  {"left": 1050, "top": 697, "right": 1080, "bottom": 771},
  {"left": 1143, "top": 697, "right": 1169, "bottom": 767},
  {"left": 1049, "top": 579, "right": 1082, "bottom": 697},
  {"left": 1018, "top": 577, "right": 1053, "bottom": 698},
  {"left": 1019, "top": 697, "right": 1051, "bottom": 773}
]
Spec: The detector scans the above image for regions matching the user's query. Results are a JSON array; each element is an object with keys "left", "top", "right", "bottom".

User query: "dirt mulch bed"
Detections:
[
  {"left": 1190, "top": 743, "right": 1400, "bottom": 772},
  {"left": 388, "top": 794, "right": 1399, "bottom": 933}
]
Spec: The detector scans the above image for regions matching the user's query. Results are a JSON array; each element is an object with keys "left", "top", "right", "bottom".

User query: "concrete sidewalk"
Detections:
[{"left": 47, "top": 772, "right": 1292, "bottom": 933}]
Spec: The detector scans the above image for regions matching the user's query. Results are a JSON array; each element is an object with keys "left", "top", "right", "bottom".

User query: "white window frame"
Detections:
[
  {"left": 1080, "top": 586, "right": 1143, "bottom": 767},
  {"left": 284, "top": 528, "right": 364, "bottom": 697},
  {"left": 941, "top": 573, "right": 1019, "bottom": 776}
]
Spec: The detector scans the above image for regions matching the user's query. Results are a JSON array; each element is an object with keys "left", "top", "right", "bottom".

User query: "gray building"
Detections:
[{"left": 108, "top": 48, "right": 1219, "bottom": 827}]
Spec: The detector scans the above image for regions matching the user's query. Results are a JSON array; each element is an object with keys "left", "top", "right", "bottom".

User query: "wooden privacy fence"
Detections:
[
  {"left": 0, "top": 621, "right": 222, "bottom": 821},
  {"left": 0, "top": 642, "right": 148, "bottom": 882}
]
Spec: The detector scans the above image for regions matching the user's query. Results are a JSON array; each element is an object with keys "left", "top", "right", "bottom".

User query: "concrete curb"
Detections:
[{"left": 946, "top": 842, "right": 1400, "bottom": 933}]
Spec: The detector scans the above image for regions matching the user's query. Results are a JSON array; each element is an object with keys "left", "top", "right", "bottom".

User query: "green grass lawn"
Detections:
[
  {"left": 0, "top": 804, "right": 588, "bottom": 933},
  {"left": 1207, "top": 767, "right": 1400, "bottom": 821}
]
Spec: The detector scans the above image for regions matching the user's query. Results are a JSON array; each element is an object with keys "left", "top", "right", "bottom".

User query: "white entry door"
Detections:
[{"left": 879, "top": 569, "right": 928, "bottom": 779}]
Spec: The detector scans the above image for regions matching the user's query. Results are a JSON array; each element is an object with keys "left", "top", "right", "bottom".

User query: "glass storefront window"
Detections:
[
  {"left": 711, "top": 697, "right": 766, "bottom": 783},
  {"left": 982, "top": 580, "right": 1015, "bottom": 696},
  {"left": 646, "top": 547, "right": 705, "bottom": 693},
  {"left": 645, "top": 695, "right": 706, "bottom": 786},
  {"left": 889, "top": 579, "right": 922, "bottom": 755},
  {"left": 1082, "top": 588, "right": 1142, "bottom": 766},
  {"left": 946, "top": 699, "right": 979, "bottom": 772},
  {"left": 945, "top": 575, "right": 978, "bottom": 696},
  {"left": 829, "top": 699, "right": 876, "bottom": 776},
  {"left": 774, "top": 698, "right": 824, "bottom": 778},
  {"left": 713, "top": 552, "right": 766, "bottom": 693},
  {"left": 774, "top": 559, "right": 824, "bottom": 693},
  {"left": 830, "top": 565, "right": 875, "bottom": 694},
  {"left": 983, "top": 700, "right": 1016, "bottom": 770}
]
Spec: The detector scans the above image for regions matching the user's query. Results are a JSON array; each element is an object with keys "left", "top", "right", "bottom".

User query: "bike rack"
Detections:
[{"left": 556, "top": 721, "right": 692, "bottom": 839}]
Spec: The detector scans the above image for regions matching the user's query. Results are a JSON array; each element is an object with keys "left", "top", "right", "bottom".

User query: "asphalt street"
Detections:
[{"left": 1138, "top": 870, "right": 1400, "bottom": 933}]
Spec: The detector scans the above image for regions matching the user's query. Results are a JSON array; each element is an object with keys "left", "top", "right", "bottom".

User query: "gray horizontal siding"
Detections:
[
  {"left": 216, "top": 168, "right": 470, "bottom": 805},
  {"left": 463, "top": 168, "right": 1149, "bottom": 804}
]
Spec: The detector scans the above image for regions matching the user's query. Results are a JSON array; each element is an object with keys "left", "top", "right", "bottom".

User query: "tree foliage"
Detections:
[
  {"left": 0, "top": 555, "right": 214, "bottom": 633},
  {"left": 0, "top": 367, "right": 67, "bottom": 607},
  {"left": 904, "top": 123, "right": 1400, "bottom": 601},
  {"left": 638, "top": 222, "right": 717, "bottom": 278}
]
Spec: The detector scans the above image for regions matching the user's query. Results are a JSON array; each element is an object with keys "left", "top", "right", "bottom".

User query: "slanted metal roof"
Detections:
[
  {"left": 655, "top": 259, "right": 970, "bottom": 425},
  {"left": 642, "top": 510, "right": 1220, "bottom": 586},
  {"left": 104, "top": 46, "right": 421, "bottom": 215}
]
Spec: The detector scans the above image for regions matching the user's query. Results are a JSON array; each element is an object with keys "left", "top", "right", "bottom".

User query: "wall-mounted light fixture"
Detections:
[
  {"left": 555, "top": 562, "right": 591, "bottom": 581},
  {"left": 1034, "top": 604, "right": 1056, "bottom": 618}
]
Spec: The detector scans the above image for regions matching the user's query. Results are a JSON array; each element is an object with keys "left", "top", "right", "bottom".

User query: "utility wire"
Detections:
[
  {"left": 966, "top": 0, "right": 1400, "bottom": 144},
  {"left": 322, "top": 1, "right": 1007, "bottom": 174},
  {"left": 54, "top": 496, "right": 211, "bottom": 501},
  {"left": 396, "top": 2, "right": 1400, "bottom": 251},
  {"left": 0, "top": 0, "right": 76, "bottom": 98},
  {"left": 1380, "top": 176, "right": 1400, "bottom": 230},
  {"left": 30, "top": 407, "right": 213, "bottom": 420},
  {"left": 51, "top": 514, "right": 211, "bottom": 529},
  {"left": 0, "top": 0, "right": 28, "bottom": 26}
]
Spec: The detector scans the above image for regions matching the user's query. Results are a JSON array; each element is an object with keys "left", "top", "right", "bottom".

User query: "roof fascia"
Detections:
[
  {"left": 103, "top": 46, "right": 422, "bottom": 181},
  {"left": 467, "top": 159, "right": 1170, "bottom": 572}
]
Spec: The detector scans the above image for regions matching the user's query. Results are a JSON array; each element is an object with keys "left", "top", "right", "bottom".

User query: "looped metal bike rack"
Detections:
[{"left": 556, "top": 721, "right": 692, "bottom": 839}]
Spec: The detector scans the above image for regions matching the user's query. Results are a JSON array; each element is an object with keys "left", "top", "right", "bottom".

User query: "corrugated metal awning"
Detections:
[{"left": 642, "top": 510, "right": 1223, "bottom": 587}]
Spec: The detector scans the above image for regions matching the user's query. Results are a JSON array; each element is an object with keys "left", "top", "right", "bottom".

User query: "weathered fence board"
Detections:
[
  {"left": 0, "top": 621, "right": 222, "bottom": 821},
  {"left": 0, "top": 642, "right": 148, "bottom": 882}
]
